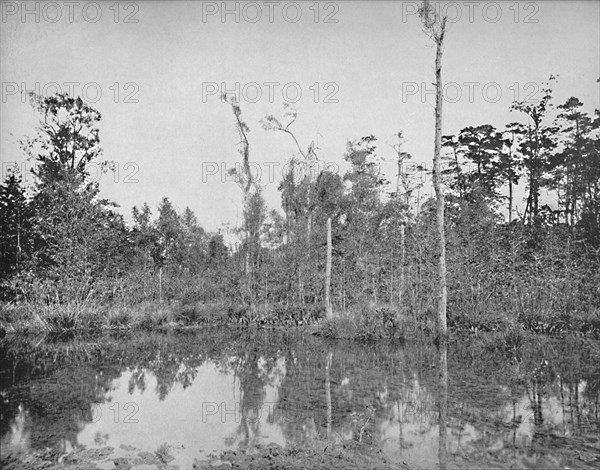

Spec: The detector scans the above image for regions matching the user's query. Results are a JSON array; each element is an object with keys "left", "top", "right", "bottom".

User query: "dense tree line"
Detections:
[{"left": 1, "top": 86, "right": 599, "bottom": 331}]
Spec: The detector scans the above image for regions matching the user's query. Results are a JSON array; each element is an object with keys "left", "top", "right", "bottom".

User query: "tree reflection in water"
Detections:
[
  {"left": 438, "top": 339, "right": 448, "bottom": 470},
  {"left": 1, "top": 329, "right": 599, "bottom": 468}
]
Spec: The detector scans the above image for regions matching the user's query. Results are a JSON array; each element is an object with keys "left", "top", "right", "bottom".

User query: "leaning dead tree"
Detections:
[
  {"left": 223, "top": 93, "right": 255, "bottom": 306},
  {"left": 223, "top": 93, "right": 253, "bottom": 195},
  {"left": 419, "top": 0, "right": 448, "bottom": 336}
]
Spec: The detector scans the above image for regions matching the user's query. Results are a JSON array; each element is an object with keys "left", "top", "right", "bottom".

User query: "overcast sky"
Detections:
[{"left": 1, "top": 1, "right": 599, "bottom": 231}]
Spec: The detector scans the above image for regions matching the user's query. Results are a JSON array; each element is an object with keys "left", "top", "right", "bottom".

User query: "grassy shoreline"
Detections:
[
  {"left": 0, "top": 300, "right": 228, "bottom": 335},
  {"left": 1, "top": 299, "right": 599, "bottom": 341}
]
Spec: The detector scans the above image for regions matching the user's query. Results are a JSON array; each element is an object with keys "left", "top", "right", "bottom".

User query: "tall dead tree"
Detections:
[
  {"left": 325, "top": 350, "right": 333, "bottom": 436},
  {"left": 325, "top": 217, "right": 333, "bottom": 318},
  {"left": 223, "top": 94, "right": 254, "bottom": 307},
  {"left": 393, "top": 132, "right": 412, "bottom": 309},
  {"left": 419, "top": 0, "right": 448, "bottom": 335}
]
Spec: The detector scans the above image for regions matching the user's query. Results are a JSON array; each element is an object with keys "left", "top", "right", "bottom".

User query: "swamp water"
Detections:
[{"left": 1, "top": 328, "right": 599, "bottom": 469}]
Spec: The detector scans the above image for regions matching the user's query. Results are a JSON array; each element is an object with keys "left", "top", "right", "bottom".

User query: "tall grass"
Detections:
[
  {"left": 314, "top": 301, "right": 409, "bottom": 341},
  {"left": 0, "top": 299, "right": 230, "bottom": 334}
]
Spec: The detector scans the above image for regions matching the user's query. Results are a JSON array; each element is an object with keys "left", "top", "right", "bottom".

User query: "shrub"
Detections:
[{"left": 314, "top": 302, "right": 404, "bottom": 341}]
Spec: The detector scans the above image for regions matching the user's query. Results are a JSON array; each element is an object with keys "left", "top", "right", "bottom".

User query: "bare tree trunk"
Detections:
[
  {"left": 420, "top": 0, "right": 448, "bottom": 336},
  {"left": 394, "top": 139, "right": 408, "bottom": 313},
  {"left": 454, "top": 147, "right": 463, "bottom": 198},
  {"left": 509, "top": 180, "right": 513, "bottom": 223},
  {"left": 433, "top": 23, "right": 447, "bottom": 336},
  {"left": 398, "top": 222, "right": 405, "bottom": 308},
  {"left": 325, "top": 350, "right": 333, "bottom": 438},
  {"left": 523, "top": 193, "right": 531, "bottom": 223},
  {"left": 535, "top": 184, "right": 540, "bottom": 222},
  {"left": 325, "top": 218, "right": 333, "bottom": 319},
  {"left": 16, "top": 214, "right": 21, "bottom": 271},
  {"left": 389, "top": 250, "right": 395, "bottom": 304},
  {"left": 245, "top": 243, "right": 252, "bottom": 307},
  {"left": 159, "top": 266, "right": 163, "bottom": 303}
]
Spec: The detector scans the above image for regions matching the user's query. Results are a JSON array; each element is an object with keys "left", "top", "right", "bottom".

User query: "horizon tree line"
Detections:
[{"left": 0, "top": 72, "right": 598, "bottom": 327}]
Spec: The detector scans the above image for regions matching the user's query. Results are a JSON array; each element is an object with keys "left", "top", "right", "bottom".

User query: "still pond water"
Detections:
[{"left": 1, "top": 327, "right": 599, "bottom": 469}]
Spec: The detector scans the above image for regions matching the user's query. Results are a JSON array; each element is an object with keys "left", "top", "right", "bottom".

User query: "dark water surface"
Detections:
[{"left": 1, "top": 328, "right": 599, "bottom": 469}]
